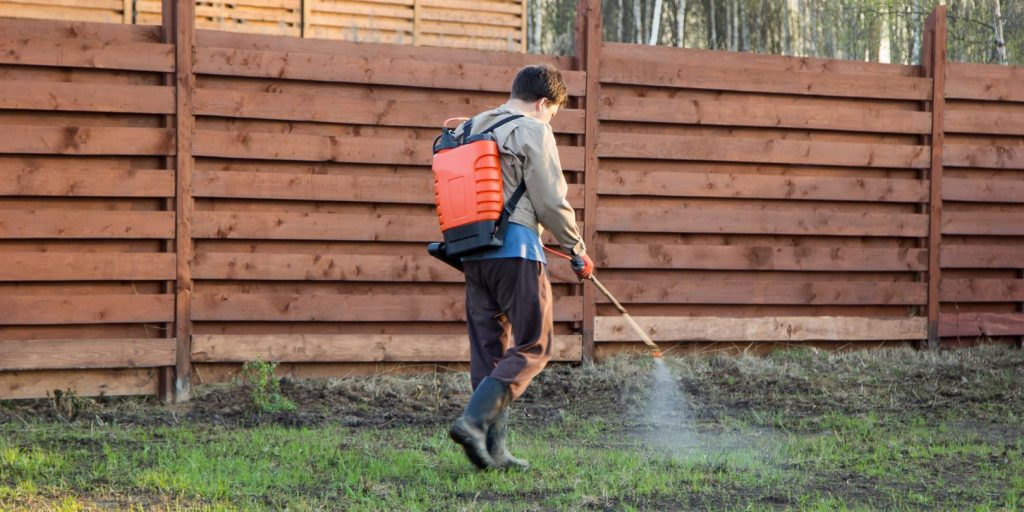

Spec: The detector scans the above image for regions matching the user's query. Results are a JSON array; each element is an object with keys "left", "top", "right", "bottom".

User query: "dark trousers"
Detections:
[{"left": 464, "top": 258, "right": 553, "bottom": 400}]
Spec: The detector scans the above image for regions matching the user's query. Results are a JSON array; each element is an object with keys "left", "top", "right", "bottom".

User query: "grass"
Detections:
[{"left": 1, "top": 345, "right": 1022, "bottom": 511}]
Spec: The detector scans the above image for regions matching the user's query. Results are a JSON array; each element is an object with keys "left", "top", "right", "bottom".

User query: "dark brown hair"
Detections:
[{"left": 510, "top": 64, "right": 568, "bottom": 107}]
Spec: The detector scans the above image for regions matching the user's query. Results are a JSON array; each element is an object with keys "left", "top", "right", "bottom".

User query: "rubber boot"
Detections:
[
  {"left": 487, "top": 408, "right": 529, "bottom": 470},
  {"left": 449, "top": 377, "right": 510, "bottom": 469}
]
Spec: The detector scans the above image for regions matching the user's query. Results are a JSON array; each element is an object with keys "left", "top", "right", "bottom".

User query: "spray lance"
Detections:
[{"left": 542, "top": 247, "right": 663, "bottom": 358}]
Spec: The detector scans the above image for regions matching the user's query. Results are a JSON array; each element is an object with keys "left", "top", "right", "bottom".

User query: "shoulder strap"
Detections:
[
  {"left": 460, "top": 114, "right": 523, "bottom": 144},
  {"left": 493, "top": 181, "right": 528, "bottom": 239}
]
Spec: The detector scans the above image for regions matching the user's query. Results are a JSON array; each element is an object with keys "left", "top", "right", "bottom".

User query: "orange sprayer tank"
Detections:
[{"left": 430, "top": 115, "right": 523, "bottom": 257}]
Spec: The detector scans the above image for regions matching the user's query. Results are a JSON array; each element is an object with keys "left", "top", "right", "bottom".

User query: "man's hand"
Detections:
[{"left": 570, "top": 253, "right": 595, "bottom": 280}]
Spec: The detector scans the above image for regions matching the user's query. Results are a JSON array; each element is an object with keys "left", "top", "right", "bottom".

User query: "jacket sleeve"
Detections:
[{"left": 516, "top": 122, "right": 586, "bottom": 256}]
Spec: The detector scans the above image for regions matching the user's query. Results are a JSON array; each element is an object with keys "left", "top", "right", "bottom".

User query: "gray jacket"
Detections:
[{"left": 454, "top": 104, "right": 586, "bottom": 257}]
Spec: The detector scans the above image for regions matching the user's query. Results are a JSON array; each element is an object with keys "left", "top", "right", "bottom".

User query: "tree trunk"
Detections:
[
  {"left": 708, "top": 0, "right": 717, "bottom": 48},
  {"left": 531, "top": 0, "right": 543, "bottom": 52},
  {"left": 634, "top": 0, "right": 642, "bottom": 43},
  {"left": 676, "top": 0, "right": 687, "bottom": 47},
  {"left": 649, "top": 0, "right": 664, "bottom": 44},
  {"left": 994, "top": 0, "right": 1009, "bottom": 64},
  {"left": 616, "top": 0, "right": 624, "bottom": 42}
]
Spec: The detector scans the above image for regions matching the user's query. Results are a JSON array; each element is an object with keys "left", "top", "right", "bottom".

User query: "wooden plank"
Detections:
[
  {"left": 942, "top": 177, "right": 1024, "bottom": 203},
  {"left": 592, "top": 279, "right": 926, "bottom": 305},
  {"left": 945, "top": 109, "right": 1024, "bottom": 136},
  {"left": 0, "top": 16, "right": 163, "bottom": 43},
  {"left": 596, "top": 206, "right": 928, "bottom": 237},
  {"left": 0, "top": 368, "right": 158, "bottom": 400},
  {"left": 602, "top": 42, "right": 920, "bottom": 78},
  {"left": 940, "top": 279, "right": 1024, "bottom": 303},
  {"left": 193, "top": 129, "right": 584, "bottom": 170},
  {"left": 594, "top": 315, "right": 927, "bottom": 342},
  {"left": 939, "top": 312, "right": 1024, "bottom": 337},
  {"left": 193, "top": 210, "right": 440, "bottom": 241},
  {"left": 0, "top": 126, "right": 174, "bottom": 155},
  {"left": 947, "top": 61, "right": 1024, "bottom": 81},
  {"left": 191, "top": 252, "right": 578, "bottom": 283},
  {"left": 0, "top": 80, "right": 174, "bottom": 114},
  {"left": 0, "top": 294, "right": 174, "bottom": 325},
  {"left": 597, "top": 134, "right": 931, "bottom": 169},
  {"left": 0, "top": 339, "right": 175, "bottom": 370},
  {"left": 577, "top": 0, "right": 599, "bottom": 362},
  {"left": 191, "top": 333, "right": 581, "bottom": 362},
  {"left": 0, "top": 210, "right": 175, "bottom": 239},
  {"left": 944, "top": 143, "right": 1024, "bottom": 169},
  {"left": 193, "top": 46, "right": 586, "bottom": 96},
  {"left": 942, "top": 212, "right": 1024, "bottom": 235},
  {"left": 192, "top": 169, "right": 584, "bottom": 205},
  {"left": 598, "top": 169, "right": 929, "bottom": 203},
  {"left": 191, "top": 293, "right": 583, "bottom": 321},
  {"left": 195, "top": 28, "right": 575, "bottom": 71},
  {"left": 192, "top": 88, "right": 585, "bottom": 134},
  {"left": 599, "top": 56, "right": 931, "bottom": 101},
  {"left": 599, "top": 95, "right": 931, "bottom": 134},
  {"left": 0, "top": 168, "right": 174, "bottom": 197},
  {"left": 0, "top": 253, "right": 175, "bottom": 281},
  {"left": 0, "top": 38, "right": 174, "bottom": 72},
  {"left": 941, "top": 245, "right": 1024, "bottom": 268},
  {"left": 946, "top": 76, "right": 1024, "bottom": 102},
  {"left": 598, "top": 244, "right": 928, "bottom": 271}
]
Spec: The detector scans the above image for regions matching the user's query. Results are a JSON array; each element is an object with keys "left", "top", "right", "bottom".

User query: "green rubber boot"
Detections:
[
  {"left": 449, "top": 377, "right": 510, "bottom": 470},
  {"left": 487, "top": 408, "right": 529, "bottom": 470}
]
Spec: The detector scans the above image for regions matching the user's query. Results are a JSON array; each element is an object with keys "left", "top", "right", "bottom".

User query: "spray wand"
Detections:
[{"left": 543, "top": 246, "right": 663, "bottom": 358}]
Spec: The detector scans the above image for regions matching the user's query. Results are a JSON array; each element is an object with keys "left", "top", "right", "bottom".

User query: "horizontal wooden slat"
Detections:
[
  {"left": 192, "top": 129, "right": 584, "bottom": 170},
  {"left": 598, "top": 244, "right": 928, "bottom": 271},
  {"left": 193, "top": 211, "right": 440, "bottom": 241},
  {"left": 0, "top": 37, "right": 173, "bottom": 72},
  {"left": 192, "top": 88, "right": 585, "bottom": 134},
  {"left": 940, "top": 279, "right": 1024, "bottom": 302},
  {"left": 596, "top": 206, "right": 928, "bottom": 237},
  {"left": 0, "top": 80, "right": 174, "bottom": 114},
  {"left": 0, "top": 210, "right": 175, "bottom": 239},
  {"left": 941, "top": 245, "right": 1024, "bottom": 268},
  {"left": 945, "top": 76, "right": 1024, "bottom": 102},
  {"left": 598, "top": 134, "right": 930, "bottom": 169},
  {"left": 942, "top": 212, "right": 1024, "bottom": 235},
  {"left": 191, "top": 293, "right": 582, "bottom": 321},
  {"left": 192, "top": 252, "right": 578, "bottom": 283},
  {"left": 0, "top": 16, "right": 162, "bottom": 43},
  {"left": 195, "top": 27, "right": 573, "bottom": 69},
  {"left": 943, "top": 177, "right": 1024, "bottom": 203},
  {"left": 944, "top": 143, "right": 1024, "bottom": 169},
  {"left": 191, "top": 334, "right": 581, "bottom": 363},
  {"left": 0, "top": 126, "right": 174, "bottom": 155},
  {"left": 593, "top": 279, "right": 925, "bottom": 305},
  {"left": 599, "top": 95, "right": 931, "bottom": 134},
  {"left": 0, "top": 368, "right": 158, "bottom": 400},
  {"left": 194, "top": 46, "right": 585, "bottom": 96},
  {"left": 603, "top": 42, "right": 920, "bottom": 77},
  {"left": 0, "top": 168, "right": 174, "bottom": 197},
  {"left": 0, "top": 294, "right": 174, "bottom": 325},
  {"left": 600, "top": 56, "right": 931, "bottom": 100},
  {"left": 939, "top": 313, "right": 1024, "bottom": 337},
  {"left": 0, "top": 253, "right": 175, "bottom": 281},
  {"left": 192, "top": 169, "right": 584, "bottom": 205},
  {"left": 598, "top": 169, "right": 928, "bottom": 203},
  {"left": 944, "top": 109, "right": 1024, "bottom": 136},
  {"left": 0, "top": 338, "right": 175, "bottom": 370},
  {"left": 594, "top": 315, "right": 926, "bottom": 342},
  {"left": 946, "top": 61, "right": 1024, "bottom": 81}
]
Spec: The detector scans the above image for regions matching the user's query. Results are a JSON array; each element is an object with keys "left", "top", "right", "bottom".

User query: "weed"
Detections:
[{"left": 236, "top": 361, "right": 296, "bottom": 414}]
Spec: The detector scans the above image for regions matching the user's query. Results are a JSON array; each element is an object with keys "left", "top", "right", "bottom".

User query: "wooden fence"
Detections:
[
  {"left": 1, "top": 0, "right": 526, "bottom": 51},
  {"left": 0, "top": 2, "right": 1020, "bottom": 400}
]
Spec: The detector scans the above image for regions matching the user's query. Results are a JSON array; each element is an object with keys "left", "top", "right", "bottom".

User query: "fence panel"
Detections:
[{"left": 0, "top": 17, "right": 176, "bottom": 399}]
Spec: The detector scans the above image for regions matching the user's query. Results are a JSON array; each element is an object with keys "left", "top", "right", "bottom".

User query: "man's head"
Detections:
[{"left": 508, "top": 64, "right": 568, "bottom": 125}]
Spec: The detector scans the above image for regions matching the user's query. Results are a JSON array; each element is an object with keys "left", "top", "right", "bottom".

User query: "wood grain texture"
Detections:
[
  {"left": 594, "top": 315, "right": 926, "bottom": 341},
  {"left": 0, "top": 339, "right": 175, "bottom": 370}
]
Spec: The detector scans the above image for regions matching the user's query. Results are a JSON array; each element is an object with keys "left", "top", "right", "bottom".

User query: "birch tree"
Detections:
[{"left": 994, "top": 0, "right": 1009, "bottom": 64}]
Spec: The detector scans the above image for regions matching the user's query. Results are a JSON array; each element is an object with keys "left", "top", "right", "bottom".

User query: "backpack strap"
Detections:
[
  {"left": 493, "top": 181, "right": 528, "bottom": 239},
  {"left": 459, "top": 114, "right": 523, "bottom": 144}
]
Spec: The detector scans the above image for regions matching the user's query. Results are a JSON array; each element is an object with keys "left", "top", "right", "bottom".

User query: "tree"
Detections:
[{"left": 994, "top": 0, "right": 1009, "bottom": 64}]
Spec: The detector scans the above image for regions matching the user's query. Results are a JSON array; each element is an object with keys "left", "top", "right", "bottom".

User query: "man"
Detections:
[{"left": 447, "top": 64, "right": 594, "bottom": 471}]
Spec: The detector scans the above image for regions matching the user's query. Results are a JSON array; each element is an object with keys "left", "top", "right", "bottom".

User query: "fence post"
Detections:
[
  {"left": 575, "top": 0, "right": 600, "bottom": 362},
  {"left": 922, "top": 6, "right": 947, "bottom": 350},
  {"left": 164, "top": 0, "right": 196, "bottom": 401}
]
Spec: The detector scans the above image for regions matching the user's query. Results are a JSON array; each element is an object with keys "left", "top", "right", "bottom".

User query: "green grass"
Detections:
[{"left": 1, "top": 345, "right": 1022, "bottom": 510}]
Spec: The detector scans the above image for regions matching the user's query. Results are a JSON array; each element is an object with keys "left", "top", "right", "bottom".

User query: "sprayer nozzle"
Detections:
[{"left": 652, "top": 351, "right": 662, "bottom": 358}]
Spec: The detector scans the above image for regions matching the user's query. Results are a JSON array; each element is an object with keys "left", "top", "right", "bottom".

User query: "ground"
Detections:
[{"left": 1, "top": 344, "right": 1022, "bottom": 511}]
